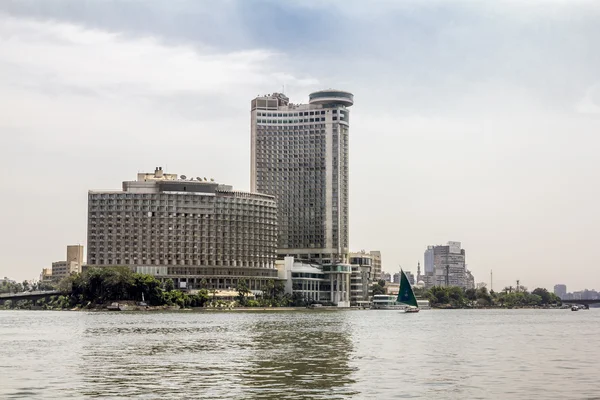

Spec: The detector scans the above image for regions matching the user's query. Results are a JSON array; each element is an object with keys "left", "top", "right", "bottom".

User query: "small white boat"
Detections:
[{"left": 571, "top": 305, "right": 579, "bottom": 311}]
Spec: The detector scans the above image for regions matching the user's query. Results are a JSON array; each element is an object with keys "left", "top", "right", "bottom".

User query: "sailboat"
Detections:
[{"left": 397, "top": 269, "right": 419, "bottom": 313}]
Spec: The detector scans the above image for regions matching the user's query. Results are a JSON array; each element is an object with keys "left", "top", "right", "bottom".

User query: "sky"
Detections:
[{"left": 1, "top": 0, "right": 599, "bottom": 292}]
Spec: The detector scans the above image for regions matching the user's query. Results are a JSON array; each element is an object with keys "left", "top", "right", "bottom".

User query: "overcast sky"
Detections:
[{"left": 1, "top": 0, "right": 599, "bottom": 291}]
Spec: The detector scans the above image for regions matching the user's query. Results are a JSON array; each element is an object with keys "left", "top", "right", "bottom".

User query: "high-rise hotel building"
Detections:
[
  {"left": 251, "top": 90, "right": 353, "bottom": 265},
  {"left": 87, "top": 168, "right": 278, "bottom": 290}
]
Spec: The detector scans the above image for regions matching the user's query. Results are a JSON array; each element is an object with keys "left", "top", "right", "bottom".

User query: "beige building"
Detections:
[
  {"left": 50, "top": 245, "right": 85, "bottom": 280},
  {"left": 40, "top": 268, "right": 53, "bottom": 282},
  {"left": 370, "top": 251, "right": 382, "bottom": 281},
  {"left": 67, "top": 245, "right": 84, "bottom": 269},
  {"left": 87, "top": 168, "right": 279, "bottom": 291}
]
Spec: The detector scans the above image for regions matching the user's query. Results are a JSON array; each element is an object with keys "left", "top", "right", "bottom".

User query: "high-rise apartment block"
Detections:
[
  {"left": 554, "top": 284, "right": 567, "bottom": 298},
  {"left": 370, "top": 250, "right": 382, "bottom": 282},
  {"left": 349, "top": 252, "right": 374, "bottom": 306},
  {"left": 422, "top": 241, "right": 471, "bottom": 289},
  {"left": 251, "top": 90, "right": 353, "bottom": 265},
  {"left": 87, "top": 168, "right": 278, "bottom": 290}
]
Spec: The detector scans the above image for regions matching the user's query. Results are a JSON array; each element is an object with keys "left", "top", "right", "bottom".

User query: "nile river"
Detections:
[{"left": 0, "top": 309, "right": 598, "bottom": 399}]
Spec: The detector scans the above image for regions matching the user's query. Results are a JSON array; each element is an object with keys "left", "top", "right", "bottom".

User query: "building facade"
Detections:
[
  {"left": 276, "top": 257, "right": 351, "bottom": 306},
  {"left": 251, "top": 90, "right": 353, "bottom": 265},
  {"left": 40, "top": 268, "right": 53, "bottom": 282},
  {"left": 369, "top": 250, "right": 382, "bottom": 282},
  {"left": 349, "top": 252, "right": 373, "bottom": 306},
  {"left": 50, "top": 244, "right": 85, "bottom": 280},
  {"left": 554, "top": 284, "right": 567, "bottom": 298},
  {"left": 433, "top": 242, "right": 467, "bottom": 288},
  {"left": 87, "top": 168, "right": 279, "bottom": 290},
  {"left": 422, "top": 241, "right": 470, "bottom": 289},
  {"left": 67, "top": 245, "right": 84, "bottom": 271}
]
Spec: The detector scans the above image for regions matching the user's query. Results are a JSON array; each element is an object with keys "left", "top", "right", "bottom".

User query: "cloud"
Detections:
[
  {"left": 1, "top": 2, "right": 600, "bottom": 291},
  {"left": 575, "top": 84, "right": 600, "bottom": 114}
]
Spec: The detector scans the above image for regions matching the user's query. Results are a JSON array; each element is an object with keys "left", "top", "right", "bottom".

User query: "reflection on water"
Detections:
[
  {"left": 1, "top": 309, "right": 600, "bottom": 399},
  {"left": 242, "top": 315, "right": 357, "bottom": 399}
]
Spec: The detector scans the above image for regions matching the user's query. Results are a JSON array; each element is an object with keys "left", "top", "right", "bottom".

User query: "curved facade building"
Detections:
[
  {"left": 87, "top": 168, "right": 278, "bottom": 290},
  {"left": 251, "top": 90, "right": 353, "bottom": 265}
]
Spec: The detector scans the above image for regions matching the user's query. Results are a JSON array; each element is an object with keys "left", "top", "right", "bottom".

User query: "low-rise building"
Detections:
[
  {"left": 50, "top": 245, "right": 85, "bottom": 280},
  {"left": 40, "top": 268, "right": 53, "bottom": 282},
  {"left": 276, "top": 256, "right": 351, "bottom": 307}
]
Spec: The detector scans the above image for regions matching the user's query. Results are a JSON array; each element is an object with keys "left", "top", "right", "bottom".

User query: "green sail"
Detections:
[{"left": 396, "top": 269, "right": 418, "bottom": 308}]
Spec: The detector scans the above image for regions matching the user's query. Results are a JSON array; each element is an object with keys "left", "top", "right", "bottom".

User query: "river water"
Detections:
[{"left": 0, "top": 309, "right": 598, "bottom": 399}]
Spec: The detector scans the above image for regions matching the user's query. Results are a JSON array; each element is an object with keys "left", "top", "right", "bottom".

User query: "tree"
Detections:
[
  {"left": 236, "top": 279, "right": 251, "bottom": 306},
  {"left": 465, "top": 288, "right": 477, "bottom": 302},
  {"left": 163, "top": 279, "right": 175, "bottom": 292},
  {"left": 531, "top": 288, "right": 551, "bottom": 304},
  {"left": 372, "top": 284, "right": 385, "bottom": 296}
]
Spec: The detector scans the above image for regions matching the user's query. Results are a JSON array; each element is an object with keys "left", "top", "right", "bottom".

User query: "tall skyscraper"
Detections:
[{"left": 251, "top": 90, "right": 353, "bottom": 265}]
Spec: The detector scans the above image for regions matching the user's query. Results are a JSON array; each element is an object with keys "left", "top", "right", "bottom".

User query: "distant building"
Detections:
[
  {"left": 392, "top": 271, "right": 414, "bottom": 284},
  {"left": 67, "top": 245, "right": 84, "bottom": 274},
  {"left": 405, "top": 271, "right": 415, "bottom": 285},
  {"left": 370, "top": 251, "right": 382, "bottom": 283},
  {"left": 422, "top": 241, "right": 470, "bottom": 289},
  {"left": 423, "top": 246, "right": 436, "bottom": 287},
  {"left": 476, "top": 282, "right": 487, "bottom": 290},
  {"left": 349, "top": 252, "right": 373, "bottom": 306},
  {"left": 465, "top": 270, "right": 475, "bottom": 290},
  {"left": 40, "top": 268, "right": 53, "bottom": 282},
  {"left": 563, "top": 289, "right": 598, "bottom": 300},
  {"left": 554, "top": 284, "right": 567, "bottom": 298},
  {"left": 381, "top": 272, "right": 391, "bottom": 282},
  {"left": 385, "top": 282, "right": 400, "bottom": 295},
  {"left": 50, "top": 244, "right": 86, "bottom": 280},
  {"left": 87, "top": 168, "right": 279, "bottom": 291},
  {"left": 51, "top": 261, "right": 69, "bottom": 280}
]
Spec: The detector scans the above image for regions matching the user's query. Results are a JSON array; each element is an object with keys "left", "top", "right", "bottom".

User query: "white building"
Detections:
[{"left": 276, "top": 257, "right": 351, "bottom": 307}]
